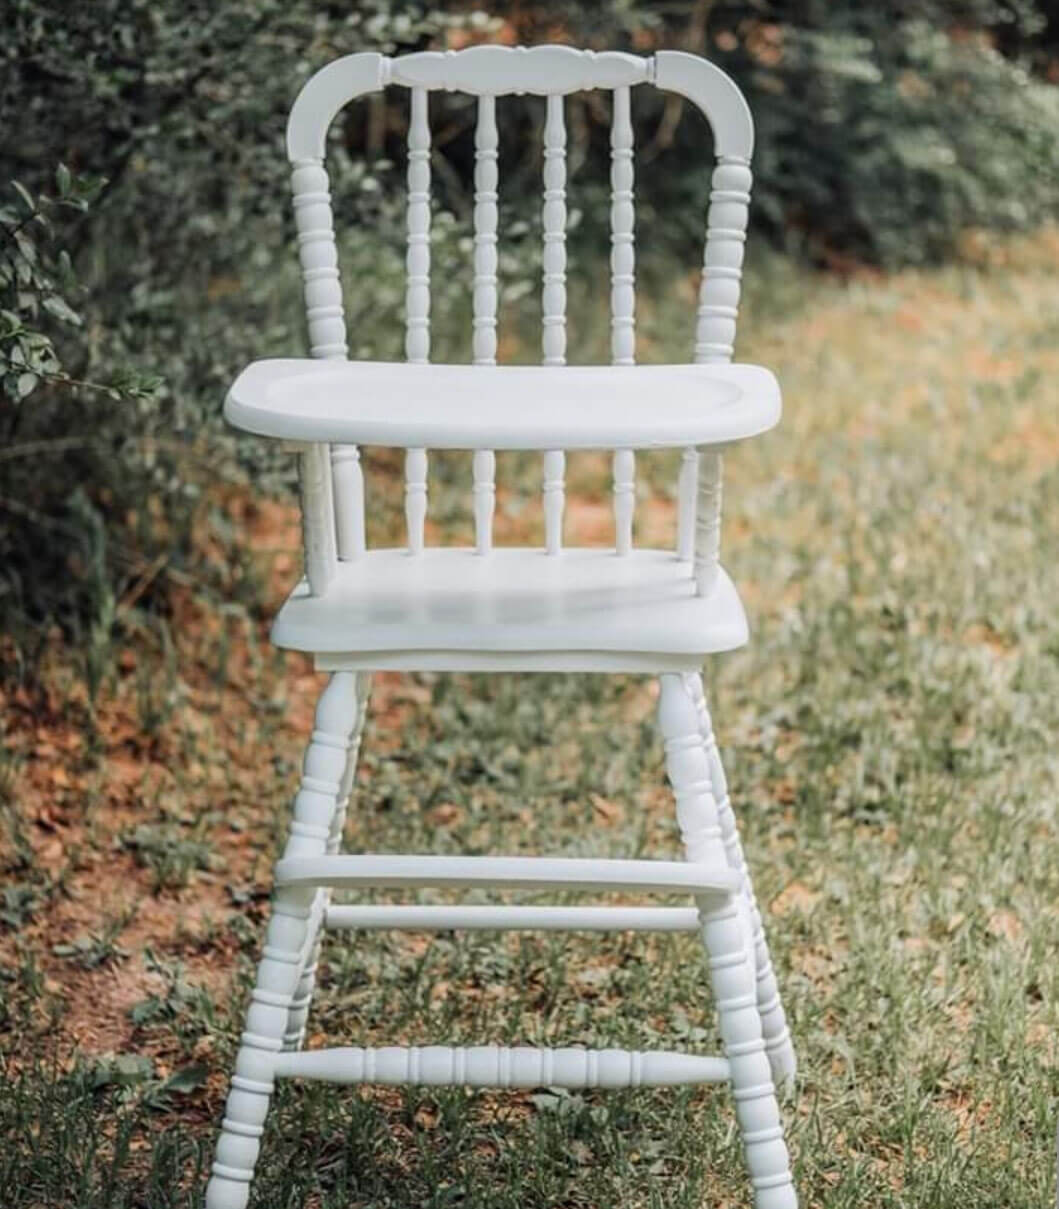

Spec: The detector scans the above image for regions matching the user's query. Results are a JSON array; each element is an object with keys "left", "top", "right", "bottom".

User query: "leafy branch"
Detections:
[{"left": 0, "top": 170, "right": 162, "bottom": 413}]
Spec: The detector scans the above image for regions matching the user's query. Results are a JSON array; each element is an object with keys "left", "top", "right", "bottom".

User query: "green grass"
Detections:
[{"left": 2, "top": 234, "right": 1059, "bottom": 1207}]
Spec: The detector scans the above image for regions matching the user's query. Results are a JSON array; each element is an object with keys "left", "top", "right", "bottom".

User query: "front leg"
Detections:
[
  {"left": 206, "top": 672, "right": 360, "bottom": 1209},
  {"left": 659, "top": 673, "right": 797, "bottom": 1209}
]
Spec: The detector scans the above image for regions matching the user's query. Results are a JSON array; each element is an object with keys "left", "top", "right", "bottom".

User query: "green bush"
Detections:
[
  {"left": 0, "top": 171, "right": 168, "bottom": 684},
  {"left": 718, "top": 8, "right": 1059, "bottom": 264},
  {"left": 0, "top": 2, "right": 481, "bottom": 685}
]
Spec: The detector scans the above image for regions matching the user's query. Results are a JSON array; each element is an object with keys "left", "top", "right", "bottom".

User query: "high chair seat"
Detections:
[
  {"left": 271, "top": 548, "right": 749, "bottom": 671},
  {"left": 225, "top": 358, "right": 781, "bottom": 450}
]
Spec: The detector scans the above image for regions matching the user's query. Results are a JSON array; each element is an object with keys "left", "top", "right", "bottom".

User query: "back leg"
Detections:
[
  {"left": 284, "top": 672, "right": 371, "bottom": 1051},
  {"left": 659, "top": 673, "right": 797, "bottom": 1209},
  {"left": 686, "top": 674, "right": 796, "bottom": 1089}
]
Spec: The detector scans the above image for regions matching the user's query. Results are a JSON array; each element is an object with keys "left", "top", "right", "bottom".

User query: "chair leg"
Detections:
[
  {"left": 283, "top": 673, "right": 370, "bottom": 1051},
  {"left": 685, "top": 674, "right": 797, "bottom": 1090},
  {"left": 659, "top": 674, "right": 797, "bottom": 1209},
  {"left": 205, "top": 672, "right": 361, "bottom": 1209}
]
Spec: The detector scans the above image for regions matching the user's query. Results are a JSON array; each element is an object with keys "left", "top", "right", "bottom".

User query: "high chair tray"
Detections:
[{"left": 225, "top": 358, "right": 781, "bottom": 450}]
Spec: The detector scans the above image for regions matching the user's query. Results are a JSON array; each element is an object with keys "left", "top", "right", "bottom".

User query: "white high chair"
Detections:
[{"left": 207, "top": 44, "right": 797, "bottom": 1209}]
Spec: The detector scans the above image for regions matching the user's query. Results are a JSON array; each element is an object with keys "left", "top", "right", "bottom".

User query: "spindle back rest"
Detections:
[{"left": 287, "top": 46, "right": 753, "bottom": 595}]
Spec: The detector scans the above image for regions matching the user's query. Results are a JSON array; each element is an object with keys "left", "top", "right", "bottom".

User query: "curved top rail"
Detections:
[
  {"left": 287, "top": 52, "right": 388, "bottom": 161},
  {"left": 389, "top": 45, "right": 650, "bottom": 95},
  {"left": 287, "top": 46, "right": 751, "bottom": 163},
  {"left": 654, "top": 51, "right": 753, "bottom": 159}
]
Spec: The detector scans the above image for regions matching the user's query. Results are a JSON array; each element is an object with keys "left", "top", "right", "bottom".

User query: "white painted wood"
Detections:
[
  {"left": 694, "top": 450, "right": 723, "bottom": 596},
  {"left": 653, "top": 51, "right": 755, "bottom": 160},
  {"left": 206, "top": 674, "right": 360, "bottom": 1209},
  {"left": 688, "top": 158, "right": 750, "bottom": 586},
  {"left": 298, "top": 444, "right": 336, "bottom": 596},
  {"left": 315, "top": 649, "right": 705, "bottom": 675},
  {"left": 329, "top": 675, "right": 370, "bottom": 860},
  {"left": 541, "top": 93, "right": 567, "bottom": 554},
  {"left": 269, "top": 550, "right": 748, "bottom": 658},
  {"left": 273, "top": 1045, "right": 729, "bottom": 1088},
  {"left": 389, "top": 45, "right": 650, "bottom": 96},
  {"left": 697, "top": 159, "right": 752, "bottom": 365},
  {"left": 652, "top": 51, "right": 753, "bottom": 596},
  {"left": 285, "top": 674, "right": 370, "bottom": 1051},
  {"left": 286, "top": 53, "right": 387, "bottom": 161},
  {"left": 612, "top": 448, "right": 635, "bottom": 556},
  {"left": 658, "top": 674, "right": 796, "bottom": 1209},
  {"left": 676, "top": 447, "right": 698, "bottom": 560},
  {"left": 324, "top": 904, "right": 701, "bottom": 931},
  {"left": 542, "top": 449, "right": 565, "bottom": 555},
  {"left": 289, "top": 160, "right": 345, "bottom": 593},
  {"left": 213, "top": 44, "right": 799, "bottom": 1209},
  {"left": 290, "top": 160, "right": 347, "bottom": 361},
  {"left": 472, "top": 95, "right": 499, "bottom": 366},
  {"left": 687, "top": 674, "right": 796, "bottom": 1089},
  {"left": 280, "top": 46, "right": 762, "bottom": 593},
  {"left": 610, "top": 85, "right": 637, "bottom": 556},
  {"left": 472, "top": 449, "right": 496, "bottom": 556},
  {"left": 404, "top": 86, "right": 432, "bottom": 364},
  {"left": 472, "top": 95, "right": 498, "bottom": 555},
  {"left": 542, "top": 93, "right": 567, "bottom": 368},
  {"left": 404, "top": 85, "right": 431, "bottom": 556},
  {"left": 331, "top": 445, "right": 365, "bottom": 560},
  {"left": 225, "top": 359, "right": 780, "bottom": 450},
  {"left": 404, "top": 446, "right": 428, "bottom": 555},
  {"left": 284, "top": 48, "right": 747, "bottom": 169},
  {"left": 275, "top": 853, "right": 740, "bottom": 896},
  {"left": 282, "top": 884, "right": 329, "bottom": 1052},
  {"left": 609, "top": 85, "right": 636, "bottom": 368}
]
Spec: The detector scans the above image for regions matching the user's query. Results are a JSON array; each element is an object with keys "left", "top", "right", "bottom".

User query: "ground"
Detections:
[{"left": 2, "top": 230, "right": 1058, "bottom": 1207}]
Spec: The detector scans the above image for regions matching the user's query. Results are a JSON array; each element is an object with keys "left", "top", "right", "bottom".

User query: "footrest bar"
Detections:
[
  {"left": 272, "top": 1045, "right": 730, "bottom": 1088},
  {"left": 325, "top": 904, "right": 702, "bottom": 932},
  {"left": 276, "top": 854, "right": 738, "bottom": 897}
]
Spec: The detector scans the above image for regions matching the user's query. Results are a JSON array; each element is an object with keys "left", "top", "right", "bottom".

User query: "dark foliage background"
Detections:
[{"left": 2, "top": 0, "right": 1058, "bottom": 684}]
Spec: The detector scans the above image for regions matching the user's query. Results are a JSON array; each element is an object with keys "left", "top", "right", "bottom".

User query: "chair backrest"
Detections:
[{"left": 285, "top": 45, "right": 753, "bottom": 589}]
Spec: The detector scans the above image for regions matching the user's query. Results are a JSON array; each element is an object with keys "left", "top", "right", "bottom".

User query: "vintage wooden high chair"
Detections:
[{"left": 207, "top": 44, "right": 798, "bottom": 1209}]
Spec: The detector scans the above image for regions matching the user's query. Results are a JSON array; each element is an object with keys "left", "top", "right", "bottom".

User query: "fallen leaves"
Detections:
[
  {"left": 770, "top": 880, "right": 821, "bottom": 917},
  {"left": 986, "top": 909, "right": 1023, "bottom": 944}
]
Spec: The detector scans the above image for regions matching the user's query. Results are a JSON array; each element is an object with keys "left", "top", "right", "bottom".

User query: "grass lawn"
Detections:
[{"left": 2, "top": 231, "right": 1058, "bottom": 1207}]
